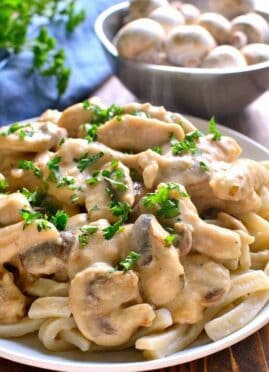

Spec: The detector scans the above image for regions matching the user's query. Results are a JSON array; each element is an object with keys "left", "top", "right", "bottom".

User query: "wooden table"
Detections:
[{"left": 1, "top": 76, "right": 268, "bottom": 372}]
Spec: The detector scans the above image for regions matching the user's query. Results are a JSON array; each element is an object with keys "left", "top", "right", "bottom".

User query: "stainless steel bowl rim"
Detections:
[{"left": 95, "top": 1, "right": 269, "bottom": 76}]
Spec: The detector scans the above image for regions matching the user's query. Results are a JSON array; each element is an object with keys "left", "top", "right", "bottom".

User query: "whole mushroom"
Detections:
[
  {"left": 128, "top": 0, "right": 169, "bottom": 21},
  {"left": 230, "top": 13, "right": 269, "bottom": 48},
  {"left": 208, "top": 0, "right": 255, "bottom": 19},
  {"left": 149, "top": 6, "right": 185, "bottom": 34},
  {"left": 241, "top": 43, "right": 269, "bottom": 65},
  {"left": 166, "top": 25, "right": 217, "bottom": 67},
  {"left": 202, "top": 45, "right": 247, "bottom": 69},
  {"left": 177, "top": 3, "right": 201, "bottom": 24},
  {"left": 114, "top": 18, "right": 166, "bottom": 64},
  {"left": 198, "top": 12, "right": 231, "bottom": 45}
]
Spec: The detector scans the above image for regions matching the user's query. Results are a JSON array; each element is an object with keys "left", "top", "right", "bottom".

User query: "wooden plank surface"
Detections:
[{"left": 0, "top": 76, "right": 268, "bottom": 372}]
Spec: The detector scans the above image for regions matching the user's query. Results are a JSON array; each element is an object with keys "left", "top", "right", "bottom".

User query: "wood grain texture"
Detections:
[{"left": 0, "top": 76, "right": 268, "bottom": 372}]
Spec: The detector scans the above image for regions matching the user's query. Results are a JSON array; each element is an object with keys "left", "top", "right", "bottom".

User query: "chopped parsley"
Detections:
[
  {"left": 131, "top": 110, "right": 151, "bottom": 119},
  {"left": 70, "top": 193, "right": 79, "bottom": 203},
  {"left": 101, "top": 161, "right": 127, "bottom": 193},
  {"left": 21, "top": 188, "right": 44, "bottom": 205},
  {"left": 37, "top": 219, "right": 52, "bottom": 232},
  {"left": 50, "top": 210, "right": 69, "bottom": 231},
  {"left": 58, "top": 137, "right": 66, "bottom": 146},
  {"left": 152, "top": 146, "right": 162, "bottom": 154},
  {"left": 103, "top": 201, "right": 131, "bottom": 240},
  {"left": 199, "top": 161, "right": 209, "bottom": 172},
  {"left": 164, "top": 234, "right": 176, "bottom": 247},
  {"left": 75, "top": 151, "right": 104, "bottom": 172},
  {"left": 0, "top": 178, "right": 9, "bottom": 193},
  {"left": 115, "top": 251, "right": 141, "bottom": 272},
  {"left": 18, "top": 160, "right": 42, "bottom": 178},
  {"left": 48, "top": 156, "right": 61, "bottom": 172},
  {"left": 142, "top": 183, "right": 188, "bottom": 220},
  {"left": 102, "top": 176, "right": 127, "bottom": 192},
  {"left": 208, "top": 117, "right": 221, "bottom": 141},
  {"left": 83, "top": 102, "right": 123, "bottom": 123},
  {"left": 78, "top": 226, "right": 98, "bottom": 247},
  {"left": 20, "top": 209, "right": 43, "bottom": 229},
  {"left": 56, "top": 175, "right": 76, "bottom": 189},
  {"left": 171, "top": 130, "right": 202, "bottom": 156}
]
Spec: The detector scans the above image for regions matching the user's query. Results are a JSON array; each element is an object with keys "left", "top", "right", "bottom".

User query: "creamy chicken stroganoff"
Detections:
[{"left": 0, "top": 98, "right": 268, "bottom": 359}]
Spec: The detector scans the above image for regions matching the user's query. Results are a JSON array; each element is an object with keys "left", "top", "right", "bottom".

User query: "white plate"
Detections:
[{"left": 0, "top": 116, "right": 268, "bottom": 371}]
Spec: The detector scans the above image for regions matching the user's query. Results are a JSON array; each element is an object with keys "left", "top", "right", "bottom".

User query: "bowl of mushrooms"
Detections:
[{"left": 95, "top": 0, "right": 269, "bottom": 118}]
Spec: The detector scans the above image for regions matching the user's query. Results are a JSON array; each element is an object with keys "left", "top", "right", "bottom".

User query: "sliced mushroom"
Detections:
[
  {"left": 97, "top": 114, "right": 184, "bottom": 152},
  {"left": 166, "top": 25, "right": 216, "bottom": 67},
  {"left": 149, "top": 6, "right": 185, "bottom": 34},
  {"left": 0, "top": 193, "right": 31, "bottom": 226},
  {"left": 198, "top": 12, "right": 231, "bottom": 44},
  {"left": 241, "top": 43, "right": 269, "bottom": 65},
  {"left": 0, "top": 268, "right": 26, "bottom": 324},
  {"left": 166, "top": 254, "right": 231, "bottom": 323},
  {"left": 0, "top": 220, "right": 59, "bottom": 265},
  {"left": 114, "top": 18, "right": 166, "bottom": 64},
  {"left": 67, "top": 220, "right": 133, "bottom": 277},
  {"left": 69, "top": 264, "right": 155, "bottom": 346},
  {"left": 132, "top": 214, "right": 184, "bottom": 306},
  {"left": 230, "top": 13, "right": 269, "bottom": 46},
  {"left": 19, "top": 231, "right": 75, "bottom": 275},
  {"left": 58, "top": 97, "right": 104, "bottom": 138},
  {"left": 128, "top": 0, "right": 169, "bottom": 21},
  {"left": 202, "top": 45, "right": 247, "bottom": 69},
  {"left": 0, "top": 122, "right": 67, "bottom": 153},
  {"left": 208, "top": 0, "right": 255, "bottom": 19}
]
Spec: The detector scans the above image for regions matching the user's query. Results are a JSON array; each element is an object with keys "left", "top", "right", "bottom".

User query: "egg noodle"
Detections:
[{"left": 0, "top": 98, "right": 268, "bottom": 359}]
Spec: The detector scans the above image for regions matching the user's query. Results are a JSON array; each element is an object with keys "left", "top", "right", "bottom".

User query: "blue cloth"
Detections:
[{"left": 0, "top": 0, "right": 123, "bottom": 124}]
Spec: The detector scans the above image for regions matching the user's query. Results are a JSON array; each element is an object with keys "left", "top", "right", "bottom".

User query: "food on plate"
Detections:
[
  {"left": 0, "top": 98, "right": 268, "bottom": 360},
  {"left": 115, "top": 0, "right": 269, "bottom": 69}
]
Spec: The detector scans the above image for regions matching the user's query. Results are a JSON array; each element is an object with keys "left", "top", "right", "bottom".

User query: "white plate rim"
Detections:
[{"left": 0, "top": 116, "right": 268, "bottom": 372}]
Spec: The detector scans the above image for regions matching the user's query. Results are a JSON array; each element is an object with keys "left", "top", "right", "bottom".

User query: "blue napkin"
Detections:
[{"left": 0, "top": 0, "right": 123, "bottom": 124}]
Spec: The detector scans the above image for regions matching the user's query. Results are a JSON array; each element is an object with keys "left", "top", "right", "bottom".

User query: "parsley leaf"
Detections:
[
  {"left": 208, "top": 117, "right": 221, "bottom": 141},
  {"left": 103, "top": 201, "right": 131, "bottom": 240},
  {"left": 48, "top": 156, "right": 61, "bottom": 172},
  {"left": 164, "top": 234, "right": 176, "bottom": 247},
  {"left": 199, "top": 161, "right": 209, "bottom": 172},
  {"left": 115, "top": 251, "right": 141, "bottom": 272},
  {"left": 20, "top": 209, "right": 42, "bottom": 229},
  {"left": 50, "top": 210, "right": 69, "bottom": 231},
  {"left": 152, "top": 146, "right": 162, "bottom": 154},
  {"left": 78, "top": 226, "right": 98, "bottom": 248},
  {"left": 0, "top": 178, "right": 9, "bottom": 193},
  {"left": 171, "top": 130, "right": 202, "bottom": 156},
  {"left": 37, "top": 219, "right": 52, "bottom": 232},
  {"left": 18, "top": 160, "right": 42, "bottom": 178},
  {"left": 75, "top": 151, "right": 104, "bottom": 172}
]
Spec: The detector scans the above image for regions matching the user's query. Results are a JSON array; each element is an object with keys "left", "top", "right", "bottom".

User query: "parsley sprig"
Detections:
[
  {"left": 78, "top": 226, "right": 98, "bottom": 248},
  {"left": 18, "top": 160, "right": 43, "bottom": 178},
  {"left": 208, "top": 117, "right": 222, "bottom": 141},
  {"left": 103, "top": 201, "right": 131, "bottom": 240},
  {"left": 114, "top": 251, "right": 141, "bottom": 272},
  {"left": 0, "top": 0, "right": 86, "bottom": 96},
  {"left": 75, "top": 151, "right": 104, "bottom": 172},
  {"left": 142, "top": 183, "right": 188, "bottom": 220},
  {"left": 171, "top": 130, "right": 202, "bottom": 156}
]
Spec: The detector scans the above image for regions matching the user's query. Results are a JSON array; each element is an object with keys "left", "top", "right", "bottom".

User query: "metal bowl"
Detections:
[{"left": 95, "top": 1, "right": 269, "bottom": 118}]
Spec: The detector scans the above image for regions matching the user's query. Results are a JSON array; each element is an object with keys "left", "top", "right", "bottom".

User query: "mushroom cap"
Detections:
[
  {"left": 114, "top": 18, "right": 165, "bottom": 62},
  {"left": 149, "top": 5, "right": 185, "bottom": 33},
  {"left": 128, "top": 0, "right": 169, "bottom": 20},
  {"left": 177, "top": 3, "right": 201, "bottom": 24},
  {"left": 202, "top": 45, "right": 247, "bottom": 69},
  {"left": 198, "top": 12, "right": 231, "bottom": 44},
  {"left": 230, "top": 13, "right": 269, "bottom": 44},
  {"left": 166, "top": 25, "right": 217, "bottom": 67},
  {"left": 208, "top": 0, "right": 255, "bottom": 19},
  {"left": 241, "top": 43, "right": 269, "bottom": 65}
]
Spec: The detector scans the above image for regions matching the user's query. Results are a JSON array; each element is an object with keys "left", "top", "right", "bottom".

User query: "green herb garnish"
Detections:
[
  {"left": 115, "top": 251, "right": 141, "bottom": 272},
  {"left": 78, "top": 226, "right": 98, "bottom": 248},
  {"left": 171, "top": 130, "right": 202, "bottom": 156},
  {"left": 75, "top": 151, "right": 104, "bottom": 172},
  {"left": 199, "top": 161, "right": 209, "bottom": 172},
  {"left": 20, "top": 209, "right": 42, "bottom": 229},
  {"left": 152, "top": 146, "right": 162, "bottom": 154},
  {"left": 164, "top": 234, "right": 176, "bottom": 247},
  {"left": 103, "top": 201, "right": 131, "bottom": 240},
  {"left": 18, "top": 160, "right": 42, "bottom": 178},
  {"left": 208, "top": 117, "right": 221, "bottom": 141},
  {"left": 0, "top": 178, "right": 9, "bottom": 193}
]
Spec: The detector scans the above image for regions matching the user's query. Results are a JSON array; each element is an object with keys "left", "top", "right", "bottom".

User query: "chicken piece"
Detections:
[
  {"left": 85, "top": 161, "right": 135, "bottom": 221},
  {"left": 69, "top": 263, "right": 155, "bottom": 346},
  {"left": 167, "top": 254, "right": 231, "bottom": 323},
  {"left": 97, "top": 114, "right": 184, "bottom": 152},
  {"left": 66, "top": 213, "right": 89, "bottom": 233},
  {"left": 0, "top": 268, "right": 26, "bottom": 324},
  {"left": 0, "top": 193, "right": 31, "bottom": 226},
  {"left": 140, "top": 183, "right": 242, "bottom": 261},
  {"left": 0, "top": 121, "right": 67, "bottom": 152},
  {"left": 209, "top": 159, "right": 269, "bottom": 202},
  {"left": 39, "top": 109, "right": 62, "bottom": 125},
  {"left": 132, "top": 214, "right": 184, "bottom": 306},
  {"left": 19, "top": 231, "right": 75, "bottom": 275},
  {"left": 0, "top": 220, "right": 59, "bottom": 265},
  {"left": 67, "top": 220, "right": 132, "bottom": 278},
  {"left": 58, "top": 97, "right": 104, "bottom": 137},
  {"left": 121, "top": 102, "right": 196, "bottom": 133}
]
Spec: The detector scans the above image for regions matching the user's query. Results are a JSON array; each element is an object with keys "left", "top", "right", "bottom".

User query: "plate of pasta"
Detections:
[{"left": 0, "top": 99, "right": 268, "bottom": 372}]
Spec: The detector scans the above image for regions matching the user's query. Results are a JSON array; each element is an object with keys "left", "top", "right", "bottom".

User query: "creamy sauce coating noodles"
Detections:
[{"left": 0, "top": 98, "right": 268, "bottom": 359}]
